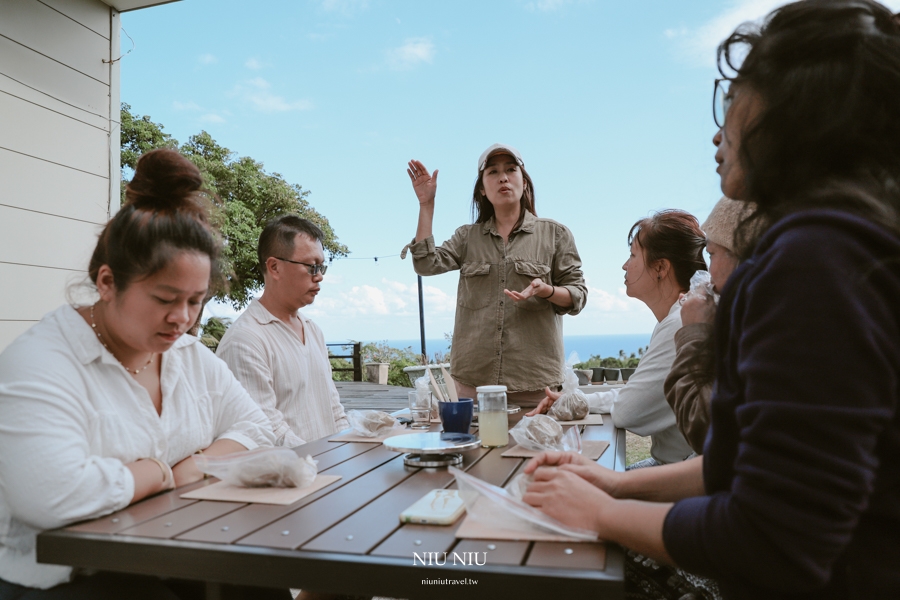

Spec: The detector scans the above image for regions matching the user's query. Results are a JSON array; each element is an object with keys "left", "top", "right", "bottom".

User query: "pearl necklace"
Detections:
[{"left": 90, "top": 304, "right": 155, "bottom": 375}]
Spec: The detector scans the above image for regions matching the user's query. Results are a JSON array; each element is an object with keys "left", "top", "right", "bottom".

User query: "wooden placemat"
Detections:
[
  {"left": 329, "top": 425, "right": 409, "bottom": 443},
  {"left": 455, "top": 497, "right": 598, "bottom": 543},
  {"left": 180, "top": 475, "right": 341, "bottom": 505},
  {"left": 554, "top": 413, "right": 604, "bottom": 426},
  {"left": 500, "top": 440, "right": 609, "bottom": 460}
]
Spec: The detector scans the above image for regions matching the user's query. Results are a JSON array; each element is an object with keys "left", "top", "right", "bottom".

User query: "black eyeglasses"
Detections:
[
  {"left": 713, "top": 78, "right": 734, "bottom": 129},
  {"left": 274, "top": 257, "right": 328, "bottom": 276}
]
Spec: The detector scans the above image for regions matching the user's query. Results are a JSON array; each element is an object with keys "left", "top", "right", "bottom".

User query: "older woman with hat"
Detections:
[
  {"left": 402, "top": 144, "right": 587, "bottom": 407},
  {"left": 663, "top": 196, "right": 756, "bottom": 454}
]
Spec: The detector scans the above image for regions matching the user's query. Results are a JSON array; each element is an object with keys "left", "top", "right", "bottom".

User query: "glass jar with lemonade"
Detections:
[{"left": 476, "top": 385, "right": 508, "bottom": 447}]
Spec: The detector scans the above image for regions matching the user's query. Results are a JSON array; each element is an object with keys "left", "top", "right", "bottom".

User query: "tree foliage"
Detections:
[
  {"left": 120, "top": 103, "right": 349, "bottom": 310},
  {"left": 574, "top": 347, "right": 647, "bottom": 369}
]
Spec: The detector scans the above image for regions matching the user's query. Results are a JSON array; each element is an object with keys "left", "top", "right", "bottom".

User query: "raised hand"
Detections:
[{"left": 407, "top": 159, "right": 439, "bottom": 206}]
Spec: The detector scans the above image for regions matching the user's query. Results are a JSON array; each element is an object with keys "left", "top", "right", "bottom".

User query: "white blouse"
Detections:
[
  {"left": 0, "top": 305, "right": 276, "bottom": 589},
  {"left": 584, "top": 302, "right": 694, "bottom": 465}
]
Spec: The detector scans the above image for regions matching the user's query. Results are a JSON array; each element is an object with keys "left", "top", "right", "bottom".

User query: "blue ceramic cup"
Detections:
[{"left": 439, "top": 398, "right": 474, "bottom": 434}]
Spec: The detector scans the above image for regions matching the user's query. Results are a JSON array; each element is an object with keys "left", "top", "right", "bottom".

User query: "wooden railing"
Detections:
[{"left": 326, "top": 342, "right": 362, "bottom": 382}]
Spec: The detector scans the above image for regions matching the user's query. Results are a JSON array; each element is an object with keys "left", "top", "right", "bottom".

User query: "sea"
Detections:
[{"left": 329, "top": 333, "right": 651, "bottom": 365}]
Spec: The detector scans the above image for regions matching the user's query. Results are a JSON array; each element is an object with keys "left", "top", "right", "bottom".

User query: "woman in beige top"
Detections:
[{"left": 403, "top": 144, "right": 587, "bottom": 407}]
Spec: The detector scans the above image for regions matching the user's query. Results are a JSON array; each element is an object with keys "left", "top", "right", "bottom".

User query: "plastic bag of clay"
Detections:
[
  {"left": 450, "top": 466, "right": 597, "bottom": 541},
  {"left": 415, "top": 374, "right": 440, "bottom": 420},
  {"left": 504, "top": 472, "right": 535, "bottom": 502},
  {"left": 195, "top": 447, "right": 318, "bottom": 488},
  {"left": 509, "top": 415, "right": 583, "bottom": 453},
  {"left": 683, "top": 270, "right": 718, "bottom": 305},
  {"left": 548, "top": 367, "right": 590, "bottom": 421},
  {"left": 346, "top": 409, "right": 398, "bottom": 437}
]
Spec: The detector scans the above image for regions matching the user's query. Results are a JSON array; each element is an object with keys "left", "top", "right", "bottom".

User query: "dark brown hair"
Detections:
[
  {"left": 258, "top": 215, "right": 325, "bottom": 274},
  {"left": 719, "top": 0, "right": 900, "bottom": 251},
  {"left": 628, "top": 210, "right": 707, "bottom": 292},
  {"left": 471, "top": 153, "right": 537, "bottom": 224},
  {"left": 88, "top": 149, "right": 221, "bottom": 292}
]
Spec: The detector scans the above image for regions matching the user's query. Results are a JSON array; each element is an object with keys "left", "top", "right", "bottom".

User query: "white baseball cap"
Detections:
[{"left": 477, "top": 143, "right": 524, "bottom": 172}]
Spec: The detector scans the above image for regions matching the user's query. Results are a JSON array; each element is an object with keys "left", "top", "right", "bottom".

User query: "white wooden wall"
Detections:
[{"left": 0, "top": 0, "right": 120, "bottom": 351}]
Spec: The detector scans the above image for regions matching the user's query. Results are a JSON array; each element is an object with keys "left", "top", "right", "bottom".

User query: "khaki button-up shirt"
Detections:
[{"left": 405, "top": 211, "right": 587, "bottom": 392}]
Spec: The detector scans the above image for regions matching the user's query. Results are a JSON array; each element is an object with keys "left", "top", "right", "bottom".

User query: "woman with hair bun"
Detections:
[
  {"left": 0, "top": 149, "right": 280, "bottom": 598},
  {"left": 529, "top": 210, "right": 707, "bottom": 468}
]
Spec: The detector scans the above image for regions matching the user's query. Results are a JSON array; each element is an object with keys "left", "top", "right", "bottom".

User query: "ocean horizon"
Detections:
[{"left": 327, "top": 333, "right": 652, "bottom": 365}]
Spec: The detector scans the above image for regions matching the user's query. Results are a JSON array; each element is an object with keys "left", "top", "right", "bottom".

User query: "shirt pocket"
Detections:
[
  {"left": 513, "top": 260, "right": 552, "bottom": 311},
  {"left": 457, "top": 262, "right": 494, "bottom": 310}
]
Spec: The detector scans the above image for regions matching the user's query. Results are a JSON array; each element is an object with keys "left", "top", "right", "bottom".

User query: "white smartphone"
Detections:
[{"left": 399, "top": 489, "right": 466, "bottom": 525}]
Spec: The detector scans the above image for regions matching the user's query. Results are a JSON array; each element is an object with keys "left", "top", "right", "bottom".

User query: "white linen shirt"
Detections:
[
  {"left": 0, "top": 305, "right": 275, "bottom": 589},
  {"left": 585, "top": 302, "right": 694, "bottom": 464},
  {"left": 216, "top": 299, "right": 349, "bottom": 447}
]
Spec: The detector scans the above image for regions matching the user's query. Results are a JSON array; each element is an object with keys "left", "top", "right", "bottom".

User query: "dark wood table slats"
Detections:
[
  {"left": 307, "top": 439, "right": 380, "bottom": 471},
  {"left": 371, "top": 449, "right": 524, "bottom": 558},
  {"left": 64, "top": 478, "right": 213, "bottom": 534},
  {"left": 451, "top": 539, "right": 529, "bottom": 566},
  {"left": 236, "top": 450, "right": 417, "bottom": 549},
  {"left": 302, "top": 447, "right": 490, "bottom": 554},
  {"left": 295, "top": 436, "right": 348, "bottom": 458},
  {"left": 527, "top": 541, "right": 607, "bottom": 570},
  {"left": 119, "top": 500, "right": 245, "bottom": 539},
  {"left": 37, "top": 421, "right": 626, "bottom": 599},
  {"left": 178, "top": 444, "right": 402, "bottom": 544}
]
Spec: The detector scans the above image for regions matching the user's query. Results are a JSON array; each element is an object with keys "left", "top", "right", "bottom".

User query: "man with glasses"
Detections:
[{"left": 218, "top": 215, "right": 349, "bottom": 446}]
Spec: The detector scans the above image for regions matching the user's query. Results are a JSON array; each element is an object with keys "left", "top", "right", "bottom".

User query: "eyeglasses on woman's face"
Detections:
[
  {"left": 713, "top": 78, "right": 734, "bottom": 129},
  {"left": 274, "top": 256, "right": 328, "bottom": 276}
]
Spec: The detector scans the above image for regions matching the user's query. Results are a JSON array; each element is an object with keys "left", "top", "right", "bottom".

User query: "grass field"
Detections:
[{"left": 625, "top": 431, "right": 652, "bottom": 466}]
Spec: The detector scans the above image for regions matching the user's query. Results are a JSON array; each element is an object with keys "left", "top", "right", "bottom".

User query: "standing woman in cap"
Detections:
[{"left": 403, "top": 144, "right": 587, "bottom": 407}]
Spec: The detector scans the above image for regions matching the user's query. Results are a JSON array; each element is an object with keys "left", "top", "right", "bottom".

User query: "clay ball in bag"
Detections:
[
  {"left": 510, "top": 415, "right": 563, "bottom": 451},
  {"left": 549, "top": 389, "right": 589, "bottom": 421},
  {"left": 347, "top": 410, "right": 397, "bottom": 437}
]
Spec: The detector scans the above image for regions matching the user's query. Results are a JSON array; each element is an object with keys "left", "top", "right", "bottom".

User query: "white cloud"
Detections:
[
  {"left": 172, "top": 100, "right": 202, "bottom": 111},
  {"left": 198, "top": 53, "right": 217, "bottom": 65},
  {"left": 582, "top": 286, "right": 645, "bottom": 313},
  {"left": 386, "top": 38, "right": 435, "bottom": 71},
  {"left": 673, "top": 0, "right": 900, "bottom": 67},
  {"left": 230, "top": 78, "right": 314, "bottom": 113},
  {"left": 200, "top": 113, "right": 226, "bottom": 124},
  {"left": 245, "top": 58, "right": 264, "bottom": 70},
  {"left": 312, "top": 278, "right": 455, "bottom": 318}
]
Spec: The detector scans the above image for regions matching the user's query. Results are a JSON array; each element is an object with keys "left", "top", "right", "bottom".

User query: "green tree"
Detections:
[
  {"left": 198, "top": 317, "right": 232, "bottom": 352},
  {"left": 119, "top": 104, "right": 349, "bottom": 311}
]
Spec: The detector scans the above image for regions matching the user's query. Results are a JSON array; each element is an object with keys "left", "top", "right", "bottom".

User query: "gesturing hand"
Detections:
[
  {"left": 407, "top": 159, "right": 439, "bottom": 206},
  {"left": 525, "top": 386, "right": 561, "bottom": 416},
  {"left": 504, "top": 278, "right": 551, "bottom": 302}
]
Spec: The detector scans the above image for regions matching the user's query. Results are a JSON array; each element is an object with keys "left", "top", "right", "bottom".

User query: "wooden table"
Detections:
[{"left": 37, "top": 420, "right": 626, "bottom": 599}]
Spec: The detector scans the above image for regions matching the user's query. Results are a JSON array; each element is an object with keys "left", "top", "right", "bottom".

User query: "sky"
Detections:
[{"left": 118, "top": 0, "right": 900, "bottom": 343}]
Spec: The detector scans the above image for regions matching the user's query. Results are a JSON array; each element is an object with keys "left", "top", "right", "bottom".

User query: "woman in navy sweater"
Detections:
[{"left": 522, "top": 1, "right": 900, "bottom": 598}]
